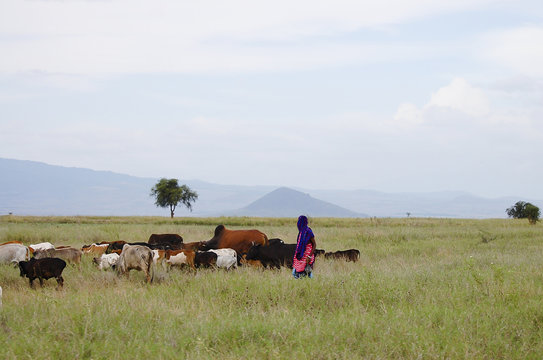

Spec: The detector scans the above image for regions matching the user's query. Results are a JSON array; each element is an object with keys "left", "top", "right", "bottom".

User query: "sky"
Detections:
[{"left": 1, "top": 0, "right": 542, "bottom": 199}]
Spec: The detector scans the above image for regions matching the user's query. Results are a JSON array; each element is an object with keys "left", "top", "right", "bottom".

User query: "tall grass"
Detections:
[{"left": 0, "top": 216, "right": 542, "bottom": 359}]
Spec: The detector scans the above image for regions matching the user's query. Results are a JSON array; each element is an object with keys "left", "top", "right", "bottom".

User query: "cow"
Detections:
[
  {"left": 199, "top": 225, "right": 268, "bottom": 255},
  {"left": 34, "top": 247, "right": 83, "bottom": 265},
  {"left": 18, "top": 257, "right": 67, "bottom": 289},
  {"left": 82, "top": 243, "right": 109, "bottom": 256},
  {"left": 116, "top": 244, "right": 154, "bottom": 283},
  {"left": 239, "top": 255, "right": 263, "bottom": 268},
  {"left": 0, "top": 241, "right": 23, "bottom": 246},
  {"left": 148, "top": 234, "right": 183, "bottom": 250},
  {"left": 208, "top": 248, "right": 237, "bottom": 270},
  {"left": 93, "top": 253, "right": 120, "bottom": 270},
  {"left": 324, "top": 249, "right": 360, "bottom": 262},
  {"left": 165, "top": 250, "right": 196, "bottom": 270},
  {"left": 105, "top": 241, "right": 128, "bottom": 254},
  {"left": 0, "top": 243, "right": 30, "bottom": 264},
  {"left": 182, "top": 241, "right": 206, "bottom": 251},
  {"left": 314, "top": 249, "right": 326, "bottom": 257},
  {"left": 29, "top": 242, "right": 55, "bottom": 254},
  {"left": 194, "top": 251, "right": 217, "bottom": 268},
  {"left": 245, "top": 242, "right": 297, "bottom": 269},
  {"left": 106, "top": 241, "right": 170, "bottom": 254}
]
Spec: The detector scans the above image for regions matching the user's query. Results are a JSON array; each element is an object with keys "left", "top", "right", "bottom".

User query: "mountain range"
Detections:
[{"left": 1, "top": 158, "right": 540, "bottom": 218}]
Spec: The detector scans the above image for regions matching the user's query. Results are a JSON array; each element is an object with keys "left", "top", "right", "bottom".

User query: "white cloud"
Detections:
[
  {"left": 480, "top": 25, "right": 543, "bottom": 77},
  {"left": 394, "top": 103, "right": 424, "bottom": 126},
  {"left": 393, "top": 78, "right": 490, "bottom": 126},
  {"left": 0, "top": 0, "right": 509, "bottom": 74},
  {"left": 426, "top": 78, "right": 490, "bottom": 117}
]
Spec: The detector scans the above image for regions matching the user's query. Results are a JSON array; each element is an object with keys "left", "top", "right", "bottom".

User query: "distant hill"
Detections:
[
  {"left": 0, "top": 158, "right": 272, "bottom": 216},
  {"left": 1, "top": 157, "right": 541, "bottom": 218},
  {"left": 231, "top": 187, "right": 365, "bottom": 218}
]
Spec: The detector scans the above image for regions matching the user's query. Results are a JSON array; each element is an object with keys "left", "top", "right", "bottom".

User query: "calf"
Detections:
[
  {"left": 28, "top": 242, "right": 55, "bottom": 254},
  {"left": 18, "top": 258, "right": 67, "bottom": 289},
  {"left": 194, "top": 251, "right": 217, "bottom": 268},
  {"left": 165, "top": 250, "right": 196, "bottom": 270},
  {"left": 324, "top": 249, "right": 360, "bottom": 262},
  {"left": 245, "top": 242, "right": 297, "bottom": 269},
  {"left": 208, "top": 248, "right": 237, "bottom": 270},
  {"left": 82, "top": 243, "right": 109, "bottom": 256},
  {"left": 93, "top": 253, "right": 120, "bottom": 270}
]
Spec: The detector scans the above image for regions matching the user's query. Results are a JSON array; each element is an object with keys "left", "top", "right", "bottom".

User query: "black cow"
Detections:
[
  {"left": 314, "top": 249, "right": 326, "bottom": 257},
  {"left": 194, "top": 251, "right": 217, "bottom": 268},
  {"left": 324, "top": 249, "right": 360, "bottom": 262},
  {"left": 18, "top": 257, "right": 67, "bottom": 289},
  {"left": 245, "top": 242, "right": 297, "bottom": 269},
  {"left": 148, "top": 234, "right": 183, "bottom": 250}
]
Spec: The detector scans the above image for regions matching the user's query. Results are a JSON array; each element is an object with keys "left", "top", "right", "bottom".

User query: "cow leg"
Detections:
[
  {"left": 56, "top": 276, "right": 64, "bottom": 289},
  {"left": 39, "top": 277, "right": 44, "bottom": 287},
  {"left": 29, "top": 278, "right": 35, "bottom": 289}
]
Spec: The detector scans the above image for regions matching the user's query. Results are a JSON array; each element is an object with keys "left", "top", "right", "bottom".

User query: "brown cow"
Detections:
[
  {"left": 81, "top": 243, "right": 109, "bottom": 256},
  {"left": 164, "top": 249, "right": 196, "bottom": 270},
  {"left": 34, "top": 247, "right": 83, "bottom": 265},
  {"left": 182, "top": 241, "right": 205, "bottom": 251},
  {"left": 199, "top": 225, "right": 268, "bottom": 255}
]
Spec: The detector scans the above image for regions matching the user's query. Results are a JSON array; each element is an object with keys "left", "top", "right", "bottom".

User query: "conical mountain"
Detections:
[{"left": 233, "top": 187, "right": 364, "bottom": 217}]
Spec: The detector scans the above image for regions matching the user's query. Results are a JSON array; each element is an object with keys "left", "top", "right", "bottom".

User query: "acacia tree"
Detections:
[
  {"left": 506, "top": 201, "right": 540, "bottom": 225},
  {"left": 150, "top": 178, "right": 198, "bottom": 218}
]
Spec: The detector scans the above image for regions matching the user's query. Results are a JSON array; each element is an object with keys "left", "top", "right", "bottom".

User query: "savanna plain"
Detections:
[{"left": 0, "top": 216, "right": 542, "bottom": 359}]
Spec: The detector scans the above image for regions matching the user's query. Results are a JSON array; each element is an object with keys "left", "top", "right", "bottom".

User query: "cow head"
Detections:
[
  {"left": 245, "top": 244, "right": 261, "bottom": 260},
  {"left": 214, "top": 225, "right": 225, "bottom": 238},
  {"left": 18, "top": 261, "right": 28, "bottom": 277}
]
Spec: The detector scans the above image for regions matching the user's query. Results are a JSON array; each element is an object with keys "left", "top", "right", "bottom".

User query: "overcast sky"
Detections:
[{"left": 1, "top": 0, "right": 542, "bottom": 199}]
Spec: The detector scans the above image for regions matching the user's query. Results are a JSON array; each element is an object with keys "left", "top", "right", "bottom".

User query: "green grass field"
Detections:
[{"left": 0, "top": 216, "right": 542, "bottom": 359}]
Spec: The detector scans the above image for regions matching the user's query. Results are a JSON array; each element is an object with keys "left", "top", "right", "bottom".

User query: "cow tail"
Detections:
[{"left": 148, "top": 252, "right": 155, "bottom": 284}]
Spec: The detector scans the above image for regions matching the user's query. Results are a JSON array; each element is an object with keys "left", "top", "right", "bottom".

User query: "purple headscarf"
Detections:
[{"left": 295, "top": 215, "right": 314, "bottom": 260}]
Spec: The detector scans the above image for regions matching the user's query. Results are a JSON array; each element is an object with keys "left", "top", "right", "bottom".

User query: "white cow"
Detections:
[
  {"left": 0, "top": 243, "right": 30, "bottom": 264},
  {"left": 116, "top": 245, "right": 154, "bottom": 283},
  {"left": 29, "top": 242, "right": 55, "bottom": 253},
  {"left": 209, "top": 248, "right": 238, "bottom": 270},
  {"left": 93, "top": 253, "right": 120, "bottom": 270}
]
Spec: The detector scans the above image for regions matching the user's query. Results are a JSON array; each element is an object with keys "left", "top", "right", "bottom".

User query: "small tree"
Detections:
[
  {"left": 506, "top": 201, "right": 540, "bottom": 225},
  {"left": 524, "top": 203, "right": 541, "bottom": 225},
  {"left": 150, "top": 178, "right": 198, "bottom": 218}
]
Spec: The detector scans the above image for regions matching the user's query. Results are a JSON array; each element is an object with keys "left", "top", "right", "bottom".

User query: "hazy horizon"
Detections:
[{"left": 1, "top": 1, "right": 542, "bottom": 199}]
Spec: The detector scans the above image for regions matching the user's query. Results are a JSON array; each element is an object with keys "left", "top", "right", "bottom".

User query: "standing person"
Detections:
[{"left": 292, "top": 215, "right": 316, "bottom": 279}]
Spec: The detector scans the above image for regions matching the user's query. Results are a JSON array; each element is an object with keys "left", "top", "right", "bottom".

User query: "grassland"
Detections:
[{"left": 0, "top": 216, "right": 542, "bottom": 359}]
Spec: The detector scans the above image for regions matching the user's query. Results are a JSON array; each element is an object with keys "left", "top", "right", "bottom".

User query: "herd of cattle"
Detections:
[{"left": 0, "top": 225, "right": 360, "bottom": 289}]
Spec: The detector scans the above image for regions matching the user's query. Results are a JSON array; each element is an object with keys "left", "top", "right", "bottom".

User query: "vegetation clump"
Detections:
[{"left": 506, "top": 201, "right": 540, "bottom": 224}]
